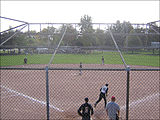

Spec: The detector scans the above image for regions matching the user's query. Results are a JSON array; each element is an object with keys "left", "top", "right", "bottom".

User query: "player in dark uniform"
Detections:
[
  {"left": 78, "top": 98, "right": 94, "bottom": 120},
  {"left": 24, "top": 57, "right": 27, "bottom": 64},
  {"left": 79, "top": 62, "right": 82, "bottom": 75},
  {"left": 102, "top": 56, "right": 104, "bottom": 65},
  {"left": 94, "top": 83, "right": 109, "bottom": 108}
]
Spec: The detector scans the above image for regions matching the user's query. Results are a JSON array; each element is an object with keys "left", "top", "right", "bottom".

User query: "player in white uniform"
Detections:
[{"left": 94, "top": 83, "right": 108, "bottom": 108}]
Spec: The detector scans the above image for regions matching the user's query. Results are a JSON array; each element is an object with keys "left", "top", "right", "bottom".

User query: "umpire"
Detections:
[{"left": 78, "top": 98, "right": 94, "bottom": 120}]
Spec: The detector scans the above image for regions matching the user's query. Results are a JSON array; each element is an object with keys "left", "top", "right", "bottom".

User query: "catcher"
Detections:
[{"left": 94, "top": 83, "right": 109, "bottom": 108}]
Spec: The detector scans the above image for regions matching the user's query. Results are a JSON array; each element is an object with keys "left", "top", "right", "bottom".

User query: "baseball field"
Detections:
[
  {"left": 0, "top": 52, "right": 160, "bottom": 120},
  {"left": 1, "top": 51, "right": 159, "bottom": 67}
]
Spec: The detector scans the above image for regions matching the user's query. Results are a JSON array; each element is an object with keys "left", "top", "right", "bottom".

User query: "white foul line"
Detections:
[
  {"left": 2, "top": 85, "right": 159, "bottom": 113},
  {"left": 120, "top": 93, "right": 160, "bottom": 110},
  {"left": 1, "top": 85, "right": 64, "bottom": 112}
]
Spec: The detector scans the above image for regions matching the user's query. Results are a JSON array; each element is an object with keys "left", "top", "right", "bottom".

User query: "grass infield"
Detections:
[{"left": 0, "top": 52, "right": 159, "bottom": 67}]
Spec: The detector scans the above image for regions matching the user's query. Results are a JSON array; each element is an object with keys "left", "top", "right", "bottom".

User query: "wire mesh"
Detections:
[
  {"left": 128, "top": 70, "right": 159, "bottom": 120},
  {"left": 48, "top": 69, "right": 127, "bottom": 120},
  {"left": 1, "top": 22, "right": 159, "bottom": 69},
  {"left": 1, "top": 69, "right": 46, "bottom": 119},
  {"left": 1, "top": 68, "right": 159, "bottom": 120},
  {"left": 1, "top": 20, "right": 159, "bottom": 120}
]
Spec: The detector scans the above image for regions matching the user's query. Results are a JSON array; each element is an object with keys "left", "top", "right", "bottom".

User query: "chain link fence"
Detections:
[
  {"left": 1, "top": 20, "right": 159, "bottom": 120},
  {"left": 1, "top": 67, "right": 159, "bottom": 120},
  {"left": 128, "top": 70, "right": 159, "bottom": 119},
  {"left": 1, "top": 69, "right": 46, "bottom": 119}
]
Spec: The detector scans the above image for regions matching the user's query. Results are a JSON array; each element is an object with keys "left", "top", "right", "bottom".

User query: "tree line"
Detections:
[{"left": 1, "top": 15, "right": 159, "bottom": 48}]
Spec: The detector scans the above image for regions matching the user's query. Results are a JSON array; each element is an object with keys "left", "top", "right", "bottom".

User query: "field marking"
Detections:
[
  {"left": 1, "top": 85, "right": 64, "bottom": 112},
  {"left": 120, "top": 93, "right": 160, "bottom": 110},
  {"left": 1, "top": 85, "right": 159, "bottom": 113}
]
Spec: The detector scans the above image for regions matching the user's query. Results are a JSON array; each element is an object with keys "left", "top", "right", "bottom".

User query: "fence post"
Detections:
[
  {"left": 46, "top": 66, "right": 50, "bottom": 120},
  {"left": 126, "top": 66, "right": 130, "bottom": 120}
]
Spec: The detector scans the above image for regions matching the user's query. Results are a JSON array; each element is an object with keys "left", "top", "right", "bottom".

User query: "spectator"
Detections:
[{"left": 106, "top": 96, "right": 120, "bottom": 120}]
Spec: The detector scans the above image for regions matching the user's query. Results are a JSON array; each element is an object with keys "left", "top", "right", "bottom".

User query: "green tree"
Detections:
[
  {"left": 78, "top": 15, "right": 95, "bottom": 46},
  {"left": 36, "top": 26, "right": 57, "bottom": 47},
  {"left": 94, "top": 28, "right": 106, "bottom": 46},
  {"left": 58, "top": 24, "right": 77, "bottom": 46},
  {"left": 125, "top": 29, "right": 143, "bottom": 47},
  {"left": 110, "top": 20, "right": 133, "bottom": 47},
  {"left": 1, "top": 28, "right": 15, "bottom": 46}
]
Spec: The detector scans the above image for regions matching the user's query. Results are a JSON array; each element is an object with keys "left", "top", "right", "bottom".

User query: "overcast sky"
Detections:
[{"left": 1, "top": 0, "right": 159, "bottom": 31}]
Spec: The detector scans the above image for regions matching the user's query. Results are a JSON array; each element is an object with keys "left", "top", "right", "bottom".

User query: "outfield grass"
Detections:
[{"left": 0, "top": 52, "right": 159, "bottom": 67}]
